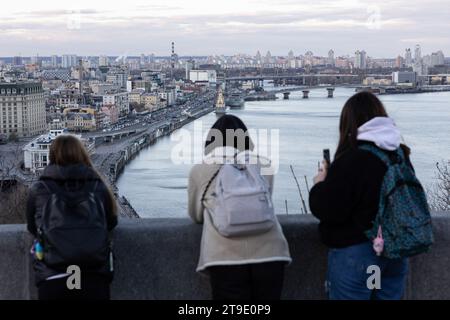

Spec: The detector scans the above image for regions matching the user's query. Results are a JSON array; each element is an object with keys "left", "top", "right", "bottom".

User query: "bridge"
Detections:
[
  {"left": 225, "top": 74, "right": 361, "bottom": 94},
  {"left": 1, "top": 213, "right": 448, "bottom": 299},
  {"left": 225, "top": 74, "right": 360, "bottom": 82},
  {"left": 262, "top": 84, "right": 357, "bottom": 99}
]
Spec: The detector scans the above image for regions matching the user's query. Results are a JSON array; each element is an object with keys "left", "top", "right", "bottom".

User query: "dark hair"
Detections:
[
  {"left": 49, "top": 134, "right": 118, "bottom": 216},
  {"left": 49, "top": 134, "right": 93, "bottom": 167},
  {"left": 335, "top": 91, "right": 411, "bottom": 159},
  {"left": 335, "top": 91, "right": 389, "bottom": 159},
  {"left": 204, "top": 114, "right": 254, "bottom": 155}
]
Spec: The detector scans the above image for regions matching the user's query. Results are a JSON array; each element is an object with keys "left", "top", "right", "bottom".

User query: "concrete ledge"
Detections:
[{"left": 0, "top": 214, "right": 448, "bottom": 300}]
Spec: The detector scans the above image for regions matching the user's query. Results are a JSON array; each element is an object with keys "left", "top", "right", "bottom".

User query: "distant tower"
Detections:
[
  {"left": 78, "top": 58, "right": 84, "bottom": 104},
  {"left": 328, "top": 49, "right": 335, "bottom": 66},
  {"left": 288, "top": 50, "right": 294, "bottom": 61},
  {"left": 414, "top": 44, "right": 422, "bottom": 62},
  {"left": 140, "top": 53, "right": 146, "bottom": 66},
  {"left": 265, "top": 51, "right": 272, "bottom": 64},
  {"left": 171, "top": 42, "right": 175, "bottom": 68},
  {"left": 360, "top": 50, "right": 367, "bottom": 69},
  {"left": 255, "top": 50, "right": 262, "bottom": 64},
  {"left": 405, "top": 48, "right": 412, "bottom": 67},
  {"left": 51, "top": 55, "right": 58, "bottom": 67},
  {"left": 354, "top": 50, "right": 367, "bottom": 69},
  {"left": 185, "top": 59, "right": 195, "bottom": 80},
  {"left": 171, "top": 42, "right": 178, "bottom": 80}
]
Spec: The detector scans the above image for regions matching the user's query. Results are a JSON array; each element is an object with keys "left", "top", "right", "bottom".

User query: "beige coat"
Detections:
[{"left": 187, "top": 147, "right": 292, "bottom": 272}]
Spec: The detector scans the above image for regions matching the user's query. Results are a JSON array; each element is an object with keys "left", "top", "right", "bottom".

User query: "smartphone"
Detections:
[{"left": 323, "top": 149, "right": 331, "bottom": 167}]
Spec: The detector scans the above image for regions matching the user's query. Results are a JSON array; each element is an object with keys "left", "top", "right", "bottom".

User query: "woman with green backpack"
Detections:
[
  {"left": 309, "top": 92, "right": 433, "bottom": 300},
  {"left": 188, "top": 115, "right": 291, "bottom": 300}
]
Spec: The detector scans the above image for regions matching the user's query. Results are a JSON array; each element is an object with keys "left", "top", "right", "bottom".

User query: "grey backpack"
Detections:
[{"left": 202, "top": 153, "right": 275, "bottom": 237}]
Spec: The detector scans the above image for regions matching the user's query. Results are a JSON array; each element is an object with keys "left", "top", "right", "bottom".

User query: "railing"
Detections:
[{"left": 0, "top": 213, "right": 448, "bottom": 300}]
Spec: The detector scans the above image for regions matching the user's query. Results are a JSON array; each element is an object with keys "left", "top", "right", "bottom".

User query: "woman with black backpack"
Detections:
[
  {"left": 26, "top": 134, "right": 118, "bottom": 300},
  {"left": 188, "top": 115, "right": 291, "bottom": 300},
  {"left": 309, "top": 91, "right": 432, "bottom": 300}
]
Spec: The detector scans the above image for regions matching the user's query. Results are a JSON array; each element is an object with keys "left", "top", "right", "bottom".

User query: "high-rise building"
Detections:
[
  {"left": 361, "top": 50, "right": 367, "bottom": 69},
  {"left": 0, "top": 81, "right": 46, "bottom": 138},
  {"left": 99, "top": 55, "right": 109, "bottom": 67},
  {"left": 396, "top": 55, "right": 405, "bottom": 68},
  {"left": 405, "top": 48, "right": 412, "bottom": 67},
  {"left": 140, "top": 54, "right": 146, "bottom": 66},
  {"left": 414, "top": 45, "right": 422, "bottom": 62},
  {"left": 12, "top": 56, "right": 23, "bottom": 66},
  {"left": 328, "top": 49, "right": 335, "bottom": 66},
  {"left": 354, "top": 50, "right": 367, "bottom": 69},
  {"left": 264, "top": 51, "right": 272, "bottom": 64},
  {"left": 288, "top": 50, "right": 294, "bottom": 61},
  {"left": 413, "top": 59, "right": 427, "bottom": 76},
  {"left": 304, "top": 51, "right": 314, "bottom": 66},
  {"left": 255, "top": 51, "right": 262, "bottom": 64},
  {"left": 185, "top": 59, "right": 195, "bottom": 80},
  {"left": 30, "top": 55, "right": 41, "bottom": 67},
  {"left": 51, "top": 55, "right": 58, "bottom": 67},
  {"left": 106, "top": 71, "right": 128, "bottom": 89},
  {"left": 61, "top": 54, "right": 78, "bottom": 68},
  {"left": 354, "top": 51, "right": 361, "bottom": 68},
  {"left": 430, "top": 51, "right": 445, "bottom": 66}
]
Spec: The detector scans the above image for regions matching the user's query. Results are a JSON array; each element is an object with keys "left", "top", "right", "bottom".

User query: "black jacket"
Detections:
[
  {"left": 309, "top": 141, "right": 412, "bottom": 248},
  {"left": 26, "top": 164, "right": 118, "bottom": 285}
]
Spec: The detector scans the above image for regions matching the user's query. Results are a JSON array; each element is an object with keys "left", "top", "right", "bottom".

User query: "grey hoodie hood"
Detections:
[{"left": 357, "top": 117, "right": 401, "bottom": 151}]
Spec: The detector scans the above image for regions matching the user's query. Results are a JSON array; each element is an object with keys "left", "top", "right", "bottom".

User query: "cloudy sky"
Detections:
[{"left": 1, "top": 0, "right": 449, "bottom": 57}]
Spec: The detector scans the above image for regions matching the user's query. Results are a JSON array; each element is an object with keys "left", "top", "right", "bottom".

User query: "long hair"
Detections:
[
  {"left": 49, "top": 134, "right": 93, "bottom": 167},
  {"left": 335, "top": 91, "right": 410, "bottom": 159},
  {"left": 49, "top": 134, "right": 118, "bottom": 216},
  {"left": 204, "top": 114, "right": 254, "bottom": 155},
  {"left": 335, "top": 92, "right": 388, "bottom": 159}
]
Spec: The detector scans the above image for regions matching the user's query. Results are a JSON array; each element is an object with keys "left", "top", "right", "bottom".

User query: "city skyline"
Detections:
[
  {"left": 0, "top": 47, "right": 448, "bottom": 60},
  {"left": 1, "top": 0, "right": 450, "bottom": 57}
]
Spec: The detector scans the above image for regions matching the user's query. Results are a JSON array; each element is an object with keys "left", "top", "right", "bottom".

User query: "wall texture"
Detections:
[{"left": 0, "top": 214, "right": 449, "bottom": 300}]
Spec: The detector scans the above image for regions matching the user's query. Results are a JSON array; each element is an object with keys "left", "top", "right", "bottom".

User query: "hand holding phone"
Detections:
[
  {"left": 323, "top": 149, "right": 331, "bottom": 168},
  {"left": 314, "top": 149, "right": 330, "bottom": 185}
]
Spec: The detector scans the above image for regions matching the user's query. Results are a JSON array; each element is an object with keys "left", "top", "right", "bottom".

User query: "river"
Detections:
[{"left": 117, "top": 87, "right": 450, "bottom": 217}]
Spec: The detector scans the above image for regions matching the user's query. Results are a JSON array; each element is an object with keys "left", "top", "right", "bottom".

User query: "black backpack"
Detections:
[{"left": 37, "top": 179, "right": 110, "bottom": 271}]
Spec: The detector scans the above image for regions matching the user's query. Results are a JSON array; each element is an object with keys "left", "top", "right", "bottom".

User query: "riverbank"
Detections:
[
  {"left": 93, "top": 104, "right": 215, "bottom": 218},
  {"left": 356, "top": 85, "right": 450, "bottom": 95}
]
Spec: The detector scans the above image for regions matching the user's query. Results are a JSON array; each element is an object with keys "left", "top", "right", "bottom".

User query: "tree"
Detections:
[
  {"left": 0, "top": 143, "right": 31, "bottom": 224},
  {"left": 428, "top": 161, "right": 450, "bottom": 212}
]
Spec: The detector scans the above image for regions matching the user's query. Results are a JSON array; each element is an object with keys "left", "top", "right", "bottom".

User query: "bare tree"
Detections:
[
  {"left": 289, "top": 165, "right": 309, "bottom": 214},
  {"left": 428, "top": 161, "right": 450, "bottom": 212},
  {"left": 0, "top": 143, "right": 29, "bottom": 224}
]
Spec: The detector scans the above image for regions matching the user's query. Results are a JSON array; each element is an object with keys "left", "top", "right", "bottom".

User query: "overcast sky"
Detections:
[{"left": 1, "top": 0, "right": 449, "bottom": 57}]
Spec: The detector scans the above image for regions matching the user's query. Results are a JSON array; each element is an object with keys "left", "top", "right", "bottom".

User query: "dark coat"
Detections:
[
  {"left": 309, "top": 141, "right": 413, "bottom": 248},
  {"left": 26, "top": 164, "right": 118, "bottom": 285}
]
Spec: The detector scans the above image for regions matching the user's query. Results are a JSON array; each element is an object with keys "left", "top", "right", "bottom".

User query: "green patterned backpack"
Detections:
[{"left": 359, "top": 144, "right": 434, "bottom": 259}]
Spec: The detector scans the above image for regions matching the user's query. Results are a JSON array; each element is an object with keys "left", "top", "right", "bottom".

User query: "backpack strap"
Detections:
[
  {"left": 201, "top": 152, "right": 239, "bottom": 202},
  {"left": 358, "top": 143, "right": 403, "bottom": 167},
  {"left": 201, "top": 168, "right": 221, "bottom": 203},
  {"left": 38, "top": 180, "right": 53, "bottom": 194}
]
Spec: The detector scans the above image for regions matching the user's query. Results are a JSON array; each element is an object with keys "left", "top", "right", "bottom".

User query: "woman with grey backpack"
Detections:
[{"left": 188, "top": 115, "right": 291, "bottom": 300}]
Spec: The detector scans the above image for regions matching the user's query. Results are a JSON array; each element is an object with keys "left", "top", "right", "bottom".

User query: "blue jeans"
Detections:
[{"left": 326, "top": 241, "right": 408, "bottom": 300}]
